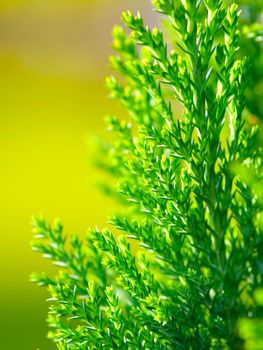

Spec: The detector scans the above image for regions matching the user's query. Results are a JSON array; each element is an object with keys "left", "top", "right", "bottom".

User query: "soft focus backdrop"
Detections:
[
  {"left": 1, "top": 1, "right": 262, "bottom": 350},
  {"left": 0, "top": 1, "right": 155, "bottom": 349}
]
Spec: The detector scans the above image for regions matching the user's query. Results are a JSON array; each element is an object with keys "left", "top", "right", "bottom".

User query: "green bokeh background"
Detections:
[
  {"left": 0, "top": 1, "right": 153, "bottom": 349},
  {"left": 2, "top": 1, "right": 261, "bottom": 349}
]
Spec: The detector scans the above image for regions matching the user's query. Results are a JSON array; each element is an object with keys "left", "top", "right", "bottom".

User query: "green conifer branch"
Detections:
[{"left": 32, "top": 1, "right": 262, "bottom": 349}]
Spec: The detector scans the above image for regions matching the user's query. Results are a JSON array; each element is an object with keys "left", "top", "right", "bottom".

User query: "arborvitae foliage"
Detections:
[
  {"left": 238, "top": 0, "right": 263, "bottom": 121},
  {"left": 32, "top": 1, "right": 263, "bottom": 349}
]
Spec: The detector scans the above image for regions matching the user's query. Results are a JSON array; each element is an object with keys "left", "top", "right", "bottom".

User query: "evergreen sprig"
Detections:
[{"left": 32, "top": 1, "right": 263, "bottom": 349}]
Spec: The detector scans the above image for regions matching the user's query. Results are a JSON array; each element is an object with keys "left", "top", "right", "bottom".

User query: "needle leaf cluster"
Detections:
[{"left": 32, "top": 1, "right": 263, "bottom": 349}]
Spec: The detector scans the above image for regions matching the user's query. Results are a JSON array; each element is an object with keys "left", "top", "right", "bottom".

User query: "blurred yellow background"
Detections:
[{"left": 0, "top": 1, "right": 153, "bottom": 349}]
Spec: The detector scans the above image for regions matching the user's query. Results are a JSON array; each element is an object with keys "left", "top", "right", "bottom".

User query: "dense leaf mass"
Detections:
[{"left": 32, "top": 1, "right": 263, "bottom": 349}]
